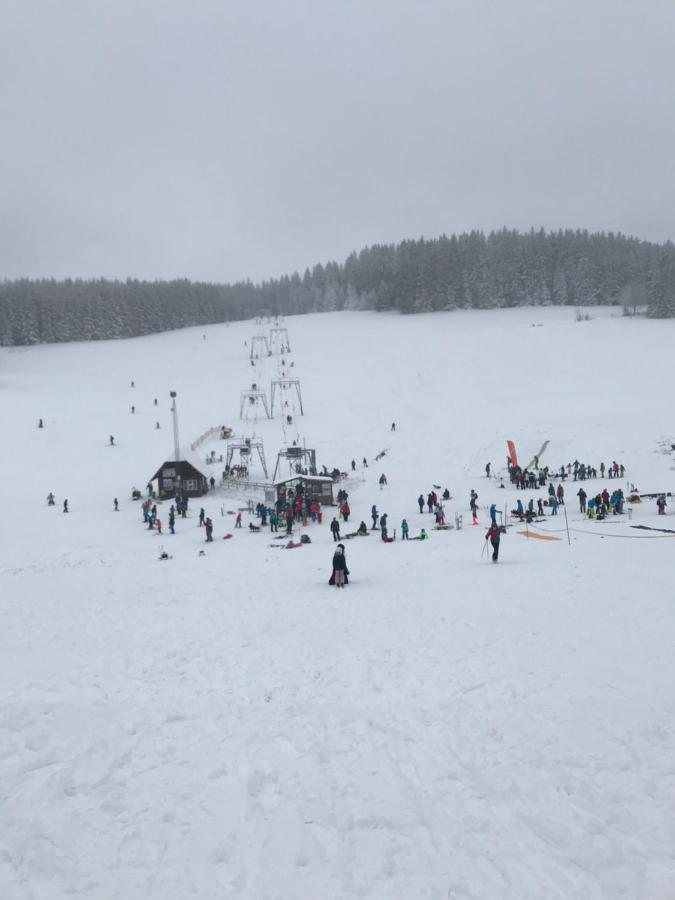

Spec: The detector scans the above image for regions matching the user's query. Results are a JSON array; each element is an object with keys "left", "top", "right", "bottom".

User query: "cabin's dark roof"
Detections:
[{"left": 151, "top": 460, "right": 207, "bottom": 482}]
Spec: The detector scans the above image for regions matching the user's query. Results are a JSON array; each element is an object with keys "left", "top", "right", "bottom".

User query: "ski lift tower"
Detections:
[
  {"left": 269, "top": 327, "right": 291, "bottom": 353},
  {"left": 273, "top": 445, "right": 317, "bottom": 480},
  {"left": 225, "top": 437, "right": 269, "bottom": 480},
  {"left": 270, "top": 378, "right": 304, "bottom": 416},
  {"left": 250, "top": 335, "right": 271, "bottom": 359},
  {"left": 239, "top": 383, "right": 271, "bottom": 419}
]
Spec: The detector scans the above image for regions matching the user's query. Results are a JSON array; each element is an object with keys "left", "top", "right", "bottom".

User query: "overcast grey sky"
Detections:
[{"left": 1, "top": 0, "right": 674, "bottom": 282}]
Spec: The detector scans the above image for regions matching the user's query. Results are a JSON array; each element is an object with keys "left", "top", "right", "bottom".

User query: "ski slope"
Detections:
[{"left": 1, "top": 306, "right": 675, "bottom": 899}]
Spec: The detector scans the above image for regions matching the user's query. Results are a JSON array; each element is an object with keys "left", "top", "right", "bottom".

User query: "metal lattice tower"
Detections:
[
  {"left": 269, "top": 327, "right": 291, "bottom": 353},
  {"left": 273, "top": 445, "right": 317, "bottom": 481},
  {"left": 239, "top": 387, "right": 271, "bottom": 419},
  {"left": 225, "top": 438, "right": 269, "bottom": 480},
  {"left": 270, "top": 378, "right": 304, "bottom": 416},
  {"left": 249, "top": 335, "right": 271, "bottom": 360}
]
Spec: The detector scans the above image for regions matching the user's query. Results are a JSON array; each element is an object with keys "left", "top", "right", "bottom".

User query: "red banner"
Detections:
[{"left": 507, "top": 440, "right": 518, "bottom": 468}]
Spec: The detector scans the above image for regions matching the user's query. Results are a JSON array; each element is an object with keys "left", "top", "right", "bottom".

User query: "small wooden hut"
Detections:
[
  {"left": 275, "top": 474, "right": 335, "bottom": 507},
  {"left": 150, "top": 460, "right": 208, "bottom": 498}
]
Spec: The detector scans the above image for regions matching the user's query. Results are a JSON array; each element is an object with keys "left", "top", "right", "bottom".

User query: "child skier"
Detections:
[{"left": 401, "top": 518, "right": 409, "bottom": 539}]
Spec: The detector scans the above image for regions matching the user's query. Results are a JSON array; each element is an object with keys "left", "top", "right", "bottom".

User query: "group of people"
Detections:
[
  {"left": 504, "top": 457, "right": 626, "bottom": 489},
  {"left": 506, "top": 482, "right": 628, "bottom": 521},
  {"left": 576, "top": 487, "right": 626, "bottom": 517}
]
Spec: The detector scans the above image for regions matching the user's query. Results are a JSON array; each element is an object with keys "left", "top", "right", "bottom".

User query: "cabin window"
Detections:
[
  {"left": 163, "top": 467, "right": 176, "bottom": 478},
  {"left": 184, "top": 479, "right": 198, "bottom": 491}
]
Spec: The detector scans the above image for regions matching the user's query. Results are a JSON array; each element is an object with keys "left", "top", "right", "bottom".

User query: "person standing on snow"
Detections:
[
  {"left": 485, "top": 522, "right": 501, "bottom": 562},
  {"left": 577, "top": 488, "right": 587, "bottom": 513},
  {"left": 330, "top": 517, "right": 341, "bottom": 541},
  {"left": 418, "top": 494, "right": 425, "bottom": 514},
  {"left": 47, "top": 492, "right": 55, "bottom": 506},
  {"left": 371, "top": 505, "right": 379, "bottom": 530},
  {"left": 470, "top": 490, "right": 479, "bottom": 524},
  {"left": 556, "top": 483, "right": 565, "bottom": 505},
  {"left": 401, "top": 518, "right": 409, "bottom": 539},
  {"left": 329, "top": 544, "right": 349, "bottom": 587},
  {"left": 113, "top": 498, "right": 119, "bottom": 511},
  {"left": 199, "top": 508, "right": 206, "bottom": 527},
  {"left": 485, "top": 462, "right": 491, "bottom": 478},
  {"left": 168, "top": 506, "right": 176, "bottom": 534},
  {"left": 489, "top": 503, "right": 497, "bottom": 524},
  {"left": 380, "top": 513, "right": 388, "bottom": 541},
  {"left": 205, "top": 517, "right": 214, "bottom": 541},
  {"left": 63, "top": 499, "right": 69, "bottom": 513}
]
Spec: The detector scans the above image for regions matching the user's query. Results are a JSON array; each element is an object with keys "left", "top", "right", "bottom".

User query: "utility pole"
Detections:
[{"left": 170, "top": 392, "right": 180, "bottom": 462}]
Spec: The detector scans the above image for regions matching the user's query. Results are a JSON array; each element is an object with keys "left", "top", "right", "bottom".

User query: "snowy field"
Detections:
[{"left": 2, "top": 306, "right": 675, "bottom": 900}]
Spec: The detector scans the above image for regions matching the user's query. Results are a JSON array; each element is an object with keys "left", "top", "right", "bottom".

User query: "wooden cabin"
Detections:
[
  {"left": 150, "top": 460, "right": 208, "bottom": 498},
  {"left": 275, "top": 474, "right": 335, "bottom": 507}
]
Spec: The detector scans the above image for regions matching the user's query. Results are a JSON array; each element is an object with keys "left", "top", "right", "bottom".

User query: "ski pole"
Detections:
[{"left": 481, "top": 537, "right": 488, "bottom": 560}]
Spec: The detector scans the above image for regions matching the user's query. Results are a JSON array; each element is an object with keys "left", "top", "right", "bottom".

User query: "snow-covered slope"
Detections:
[{"left": 1, "top": 307, "right": 674, "bottom": 899}]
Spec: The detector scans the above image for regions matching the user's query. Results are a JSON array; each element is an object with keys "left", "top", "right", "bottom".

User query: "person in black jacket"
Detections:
[
  {"left": 329, "top": 544, "right": 349, "bottom": 587},
  {"left": 330, "top": 517, "right": 341, "bottom": 541}
]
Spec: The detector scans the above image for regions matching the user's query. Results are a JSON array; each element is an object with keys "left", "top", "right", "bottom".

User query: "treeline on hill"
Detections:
[{"left": 1, "top": 228, "right": 674, "bottom": 345}]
